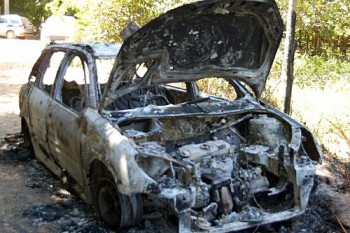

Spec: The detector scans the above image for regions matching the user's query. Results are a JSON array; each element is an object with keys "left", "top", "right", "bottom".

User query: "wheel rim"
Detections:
[
  {"left": 97, "top": 179, "right": 122, "bottom": 227},
  {"left": 6, "top": 31, "right": 15, "bottom": 39}
]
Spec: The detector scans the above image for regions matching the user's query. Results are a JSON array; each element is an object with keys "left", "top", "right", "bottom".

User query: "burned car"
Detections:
[{"left": 19, "top": 0, "right": 322, "bottom": 232}]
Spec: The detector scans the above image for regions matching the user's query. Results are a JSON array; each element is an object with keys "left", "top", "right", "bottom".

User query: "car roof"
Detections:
[
  {"left": 1, "top": 14, "right": 22, "bottom": 19},
  {"left": 45, "top": 42, "right": 122, "bottom": 59},
  {"left": 0, "top": 14, "right": 32, "bottom": 23}
]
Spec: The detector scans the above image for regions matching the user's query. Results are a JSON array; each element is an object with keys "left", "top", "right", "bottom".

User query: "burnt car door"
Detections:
[
  {"left": 46, "top": 52, "right": 90, "bottom": 186},
  {"left": 28, "top": 50, "right": 67, "bottom": 159}
]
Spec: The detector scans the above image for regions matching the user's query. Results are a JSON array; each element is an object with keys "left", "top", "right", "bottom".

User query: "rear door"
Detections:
[{"left": 28, "top": 50, "right": 67, "bottom": 159}]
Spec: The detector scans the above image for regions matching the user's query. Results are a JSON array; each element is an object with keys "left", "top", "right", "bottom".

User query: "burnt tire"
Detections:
[{"left": 93, "top": 177, "right": 142, "bottom": 230}]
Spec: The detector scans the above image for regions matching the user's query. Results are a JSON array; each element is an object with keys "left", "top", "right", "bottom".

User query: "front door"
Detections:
[{"left": 47, "top": 53, "right": 90, "bottom": 187}]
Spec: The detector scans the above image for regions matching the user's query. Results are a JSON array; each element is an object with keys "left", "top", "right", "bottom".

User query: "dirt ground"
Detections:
[{"left": 0, "top": 39, "right": 349, "bottom": 233}]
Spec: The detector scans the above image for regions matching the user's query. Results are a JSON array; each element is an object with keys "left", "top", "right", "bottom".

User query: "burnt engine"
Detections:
[
  {"left": 122, "top": 115, "right": 295, "bottom": 229},
  {"left": 175, "top": 139, "right": 270, "bottom": 221}
]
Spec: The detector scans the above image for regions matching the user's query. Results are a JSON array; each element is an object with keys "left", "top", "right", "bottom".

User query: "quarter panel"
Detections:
[{"left": 81, "top": 108, "right": 154, "bottom": 195}]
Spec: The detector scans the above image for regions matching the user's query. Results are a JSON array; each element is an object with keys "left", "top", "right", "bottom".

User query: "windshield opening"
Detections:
[{"left": 104, "top": 77, "right": 240, "bottom": 111}]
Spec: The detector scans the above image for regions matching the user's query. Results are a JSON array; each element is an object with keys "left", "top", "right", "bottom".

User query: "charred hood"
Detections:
[{"left": 102, "top": 0, "right": 283, "bottom": 108}]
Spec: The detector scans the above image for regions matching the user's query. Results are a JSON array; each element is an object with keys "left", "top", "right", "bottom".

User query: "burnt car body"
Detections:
[{"left": 19, "top": 0, "right": 322, "bottom": 232}]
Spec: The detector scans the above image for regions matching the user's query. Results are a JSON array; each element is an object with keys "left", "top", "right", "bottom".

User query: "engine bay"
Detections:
[{"left": 114, "top": 113, "right": 311, "bottom": 230}]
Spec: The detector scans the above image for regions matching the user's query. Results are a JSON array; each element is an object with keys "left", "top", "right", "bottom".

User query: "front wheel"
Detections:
[{"left": 93, "top": 177, "right": 142, "bottom": 229}]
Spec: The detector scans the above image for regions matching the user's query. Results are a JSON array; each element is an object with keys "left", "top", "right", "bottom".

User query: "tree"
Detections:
[
  {"left": 10, "top": 0, "right": 50, "bottom": 31},
  {"left": 46, "top": 0, "right": 192, "bottom": 42},
  {"left": 282, "top": 0, "right": 297, "bottom": 114},
  {"left": 277, "top": 0, "right": 349, "bottom": 57}
]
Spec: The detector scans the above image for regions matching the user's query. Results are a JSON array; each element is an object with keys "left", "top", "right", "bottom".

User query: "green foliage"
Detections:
[
  {"left": 276, "top": 0, "right": 349, "bottom": 57},
  {"left": 80, "top": 0, "right": 163, "bottom": 42},
  {"left": 5, "top": 0, "right": 348, "bottom": 58},
  {"left": 8, "top": 0, "right": 50, "bottom": 31},
  {"left": 45, "top": 0, "right": 79, "bottom": 16},
  {"left": 293, "top": 54, "right": 350, "bottom": 89},
  {"left": 45, "top": 0, "right": 193, "bottom": 42},
  {"left": 197, "top": 78, "right": 237, "bottom": 100}
]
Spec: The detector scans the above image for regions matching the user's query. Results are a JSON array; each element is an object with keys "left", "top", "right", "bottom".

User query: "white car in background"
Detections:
[
  {"left": 0, "top": 14, "right": 34, "bottom": 39},
  {"left": 40, "top": 15, "right": 76, "bottom": 43}
]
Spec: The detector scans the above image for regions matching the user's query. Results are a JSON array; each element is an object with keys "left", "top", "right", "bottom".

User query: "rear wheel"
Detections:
[
  {"left": 93, "top": 175, "right": 142, "bottom": 229},
  {"left": 6, "top": 30, "right": 16, "bottom": 39}
]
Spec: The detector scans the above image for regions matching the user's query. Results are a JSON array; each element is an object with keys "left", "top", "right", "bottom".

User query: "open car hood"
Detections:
[{"left": 102, "top": 0, "right": 283, "bottom": 108}]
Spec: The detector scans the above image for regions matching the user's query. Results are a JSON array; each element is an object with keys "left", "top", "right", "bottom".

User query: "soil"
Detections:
[{"left": 0, "top": 39, "right": 349, "bottom": 233}]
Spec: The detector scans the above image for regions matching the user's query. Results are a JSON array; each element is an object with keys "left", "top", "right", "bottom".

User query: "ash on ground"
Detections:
[{"left": 0, "top": 134, "right": 348, "bottom": 233}]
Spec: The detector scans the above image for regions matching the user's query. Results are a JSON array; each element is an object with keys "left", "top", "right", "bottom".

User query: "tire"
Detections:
[
  {"left": 93, "top": 176, "right": 142, "bottom": 230},
  {"left": 6, "top": 30, "right": 16, "bottom": 39}
]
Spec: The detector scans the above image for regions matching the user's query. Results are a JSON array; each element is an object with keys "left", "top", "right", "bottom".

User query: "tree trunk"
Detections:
[
  {"left": 282, "top": 0, "right": 297, "bottom": 115},
  {"left": 4, "top": 0, "right": 9, "bottom": 14}
]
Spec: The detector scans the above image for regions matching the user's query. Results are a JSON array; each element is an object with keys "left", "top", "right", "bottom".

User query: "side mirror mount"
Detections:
[{"left": 119, "top": 21, "right": 140, "bottom": 41}]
